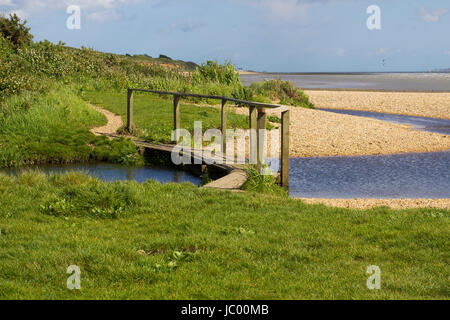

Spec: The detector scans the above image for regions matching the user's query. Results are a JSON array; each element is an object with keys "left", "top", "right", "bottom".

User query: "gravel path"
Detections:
[{"left": 90, "top": 104, "right": 123, "bottom": 136}]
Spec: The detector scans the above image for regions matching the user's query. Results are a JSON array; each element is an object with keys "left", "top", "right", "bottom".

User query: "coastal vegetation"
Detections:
[
  {"left": 0, "top": 14, "right": 314, "bottom": 166},
  {"left": 0, "top": 16, "right": 448, "bottom": 300}
]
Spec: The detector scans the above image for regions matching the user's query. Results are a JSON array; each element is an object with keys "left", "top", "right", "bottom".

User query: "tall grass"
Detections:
[
  {"left": 0, "top": 85, "right": 143, "bottom": 167},
  {"left": 243, "top": 166, "right": 287, "bottom": 195},
  {"left": 249, "top": 79, "right": 315, "bottom": 108}
]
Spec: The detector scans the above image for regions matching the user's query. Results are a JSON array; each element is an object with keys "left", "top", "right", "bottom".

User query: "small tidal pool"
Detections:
[
  {"left": 1, "top": 163, "right": 202, "bottom": 186},
  {"left": 288, "top": 151, "right": 450, "bottom": 199}
]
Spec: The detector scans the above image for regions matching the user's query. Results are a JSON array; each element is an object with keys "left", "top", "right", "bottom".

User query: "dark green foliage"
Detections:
[
  {"left": 159, "top": 54, "right": 172, "bottom": 60},
  {"left": 0, "top": 14, "right": 33, "bottom": 48}
]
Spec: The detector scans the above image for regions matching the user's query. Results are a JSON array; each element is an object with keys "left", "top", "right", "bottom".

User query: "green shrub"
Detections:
[
  {"left": 250, "top": 79, "right": 315, "bottom": 108},
  {"left": 159, "top": 54, "right": 172, "bottom": 60},
  {"left": 0, "top": 13, "right": 33, "bottom": 49},
  {"left": 192, "top": 61, "right": 241, "bottom": 86}
]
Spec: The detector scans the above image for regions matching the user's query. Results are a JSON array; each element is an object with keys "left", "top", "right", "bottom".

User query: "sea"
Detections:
[{"left": 240, "top": 72, "right": 450, "bottom": 92}]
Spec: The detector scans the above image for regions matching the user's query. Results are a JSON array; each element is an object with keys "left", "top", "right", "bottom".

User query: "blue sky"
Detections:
[{"left": 1, "top": 0, "right": 449, "bottom": 72}]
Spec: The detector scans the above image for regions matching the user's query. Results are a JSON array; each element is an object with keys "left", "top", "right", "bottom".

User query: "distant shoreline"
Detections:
[
  {"left": 239, "top": 71, "right": 450, "bottom": 75},
  {"left": 239, "top": 72, "right": 450, "bottom": 92},
  {"left": 238, "top": 70, "right": 261, "bottom": 75}
]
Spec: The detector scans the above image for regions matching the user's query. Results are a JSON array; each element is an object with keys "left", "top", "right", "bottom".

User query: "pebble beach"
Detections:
[{"left": 248, "top": 89, "right": 450, "bottom": 209}]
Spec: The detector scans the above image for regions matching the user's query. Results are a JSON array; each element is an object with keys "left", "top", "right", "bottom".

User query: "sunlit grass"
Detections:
[
  {"left": 0, "top": 172, "right": 448, "bottom": 299},
  {"left": 83, "top": 90, "right": 249, "bottom": 144}
]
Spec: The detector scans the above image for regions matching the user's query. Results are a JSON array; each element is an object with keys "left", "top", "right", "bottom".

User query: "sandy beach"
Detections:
[{"left": 304, "top": 90, "right": 450, "bottom": 119}]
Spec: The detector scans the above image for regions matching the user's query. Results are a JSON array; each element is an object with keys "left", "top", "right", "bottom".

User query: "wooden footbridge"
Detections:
[{"left": 126, "top": 88, "right": 291, "bottom": 189}]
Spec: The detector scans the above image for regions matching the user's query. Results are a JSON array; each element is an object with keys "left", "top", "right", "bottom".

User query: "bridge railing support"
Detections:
[
  {"left": 281, "top": 109, "right": 290, "bottom": 188},
  {"left": 126, "top": 88, "right": 136, "bottom": 134},
  {"left": 126, "top": 88, "right": 291, "bottom": 188},
  {"left": 173, "top": 95, "right": 180, "bottom": 142},
  {"left": 221, "top": 99, "right": 227, "bottom": 154}
]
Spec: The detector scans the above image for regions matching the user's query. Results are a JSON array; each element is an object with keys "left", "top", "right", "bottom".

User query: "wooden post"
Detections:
[
  {"left": 281, "top": 109, "right": 290, "bottom": 188},
  {"left": 249, "top": 106, "right": 257, "bottom": 165},
  {"left": 173, "top": 95, "right": 180, "bottom": 142},
  {"left": 221, "top": 99, "right": 227, "bottom": 155},
  {"left": 256, "top": 108, "right": 267, "bottom": 172},
  {"left": 127, "top": 88, "right": 135, "bottom": 133}
]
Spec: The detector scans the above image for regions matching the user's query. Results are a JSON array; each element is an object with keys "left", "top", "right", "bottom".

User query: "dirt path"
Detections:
[{"left": 90, "top": 104, "right": 123, "bottom": 136}]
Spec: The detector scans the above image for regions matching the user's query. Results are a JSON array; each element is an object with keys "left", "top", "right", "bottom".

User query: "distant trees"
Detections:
[
  {"left": 159, "top": 54, "right": 172, "bottom": 60},
  {"left": 0, "top": 13, "right": 33, "bottom": 48}
]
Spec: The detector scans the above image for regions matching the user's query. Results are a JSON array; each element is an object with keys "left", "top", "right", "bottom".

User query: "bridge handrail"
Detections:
[
  {"left": 126, "top": 87, "right": 290, "bottom": 187},
  {"left": 129, "top": 88, "right": 289, "bottom": 111}
]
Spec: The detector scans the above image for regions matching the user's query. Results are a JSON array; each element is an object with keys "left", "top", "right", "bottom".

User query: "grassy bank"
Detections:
[
  {"left": 0, "top": 171, "right": 448, "bottom": 299},
  {"left": 0, "top": 85, "right": 143, "bottom": 167}
]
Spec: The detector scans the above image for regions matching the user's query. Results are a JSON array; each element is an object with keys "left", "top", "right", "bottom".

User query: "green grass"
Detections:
[
  {"left": 0, "top": 19, "right": 447, "bottom": 301},
  {"left": 0, "top": 171, "right": 448, "bottom": 299},
  {"left": 0, "top": 85, "right": 144, "bottom": 167},
  {"left": 83, "top": 90, "right": 250, "bottom": 143}
]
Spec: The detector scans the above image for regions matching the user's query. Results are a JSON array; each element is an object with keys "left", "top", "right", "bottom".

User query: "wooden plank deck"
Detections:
[{"left": 132, "top": 139, "right": 248, "bottom": 190}]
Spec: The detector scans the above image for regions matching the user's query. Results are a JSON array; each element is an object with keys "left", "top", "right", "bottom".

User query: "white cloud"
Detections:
[
  {"left": 419, "top": 6, "right": 448, "bottom": 23},
  {"left": 377, "top": 48, "right": 389, "bottom": 55},
  {"left": 234, "top": 0, "right": 316, "bottom": 23},
  {"left": 0, "top": 0, "right": 144, "bottom": 21},
  {"left": 335, "top": 48, "right": 346, "bottom": 56},
  {"left": 0, "top": 0, "right": 14, "bottom": 6},
  {"left": 163, "top": 17, "right": 205, "bottom": 33},
  {"left": 445, "top": 50, "right": 450, "bottom": 56}
]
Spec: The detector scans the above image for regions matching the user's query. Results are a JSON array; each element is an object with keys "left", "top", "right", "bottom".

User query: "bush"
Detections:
[
  {"left": 0, "top": 14, "right": 33, "bottom": 49},
  {"left": 0, "top": 17, "right": 313, "bottom": 108},
  {"left": 159, "top": 54, "right": 172, "bottom": 60},
  {"left": 192, "top": 61, "right": 241, "bottom": 86},
  {"left": 250, "top": 79, "right": 315, "bottom": 108}
]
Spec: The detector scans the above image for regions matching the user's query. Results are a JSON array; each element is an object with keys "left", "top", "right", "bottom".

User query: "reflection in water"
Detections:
[
  {"left": 287, "top": 151, "right": 450, "bottom": 199},
  {"left": 174, "top": 170, "right": 182, "bottom": 183},
  {"left": 125, "top": 167, "right": 135, "bottom": 181},
  {"left": 1, "top": 163, "right": 202, "bottom": 186}
]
